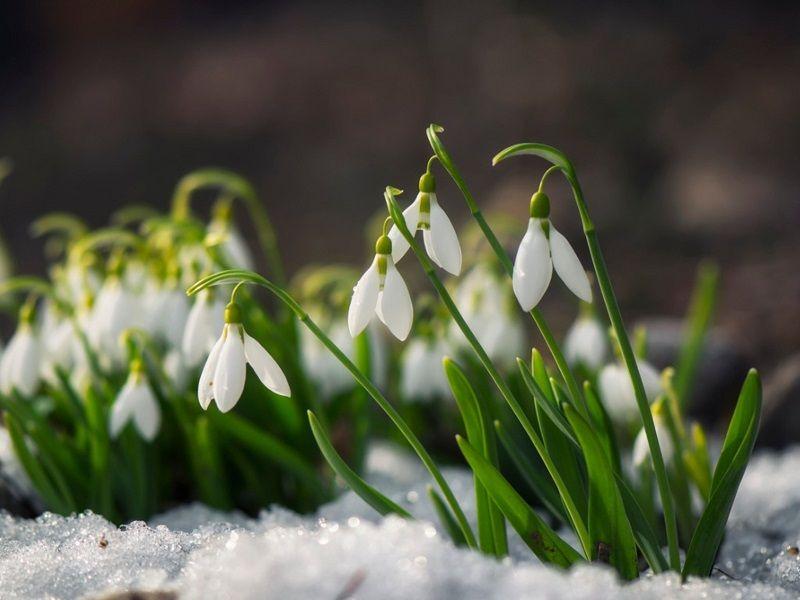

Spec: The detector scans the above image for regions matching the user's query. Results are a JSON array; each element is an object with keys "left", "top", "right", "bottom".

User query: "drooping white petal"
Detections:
[
  {"left": 109, "top": 380, "right": 137, "bottom": 438},
  {"left": 221, "top": 228, "right": 254, "bottom": 270},
  {"left": 1, "top": 327, "right": 41, "bottom": 396},
  {"left": 244, "top": 333, "right": 290, "bottom": 397},
  {"left": 132, "top": 385, "right": 161, "bottom": 441},
  {"left": 400, "top": 338, "right": 450, "bottom": 401},
  {"left": 512, "top": 218, "right": 553, "bottom": 311},
  {"left": 183, "top": 291, "right": 226, "bottom": 366},
  {"left": 164, "top": 349, "right": 189, "bottom": 393},
  {"left": 598, "top": 363, "right": 638, "bottom": 424},
  {"left": 549, "top": 225, "right": 592, "bottom": 302},
  {"left": 347, "top": 257, "right": 380, "bottom": 337},
  {"left": 564, "top": 317, "right": 608, "bottom": 370},
  {"left": 388, "top": 196, "right": 422, "bottom": 263},
  {"left": 638, "top": 359, "right": 664, "bottom": 402},
  {"left": 375, "top": 262, "right": 413, "bottom": 341},
  {"left": 213, "top": 325, "right": 247, "bottom": 413},
  {"left": 424, "top": 196, "right": 461, "bottom": 275},
  {"left": 197, "top": 332, "right": 225, "bottom": 410}
]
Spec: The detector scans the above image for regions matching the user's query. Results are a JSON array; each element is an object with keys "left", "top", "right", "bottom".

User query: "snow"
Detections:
[{"left": 1, "top": 445, "right": 800, "bottom": 599}]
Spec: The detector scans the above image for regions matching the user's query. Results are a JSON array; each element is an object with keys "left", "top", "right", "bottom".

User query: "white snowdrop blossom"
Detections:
[
  {"left": 159, "top": 283, "right": 191, "bottom": 349},
  {"left": 93, "top": 276, "right": 140, "bottom": 365},
  {"left": 208, "top": 207, "right": 254, "bottom": 270},
  {"left": 0, "top": 315, "right": 42, "bottom": 397},
  {"left": 348, "top": 235, "right": 413, "bottom": 341},
  {"left": 109, "top": 361, "right": 161, "bottom": 441},
  {"left": 164, "top": 349, "right": 189, "bottom": 393},
  {"left": 388, "top": 170, "right": 462, "bottom": 275},
  {"left": 598, "top": 359, "right": 663, "bottom": 424},
  {"left": 198, "top": 301, "right": 290, "bottom": 413},
  {"left": 183, "top": 289, "right": 226, "bottom": 367},
  {"left": 300, "top": 315, "right": 354, "bottom": 399},
  {"left": 633, "top": 405, "right": 675, "bottom": 469},
  {"left": 452, "top": 264, "right": 524, "bottom": 367},
  {"left": 512, "top": 191, "right": 592, "bottom": 311},
  {"left": 400, "top": 338, "right": 451, "bottom": 402},
  {"left": 563, "top": 313, "right": 608, "bottom": 371}
]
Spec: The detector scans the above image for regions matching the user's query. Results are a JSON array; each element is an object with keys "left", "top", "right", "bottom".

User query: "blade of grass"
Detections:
[
  {"left": 308, "top": 411, "right": 411, "bottom": 518},
  {"left": 427, "top": 485, "right": 467, "bottom": 547}
]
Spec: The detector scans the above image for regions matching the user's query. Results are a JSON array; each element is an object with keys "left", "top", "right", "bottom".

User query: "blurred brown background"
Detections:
[{"left": 0, "top": 0, "right": 798, "bottom": 374}]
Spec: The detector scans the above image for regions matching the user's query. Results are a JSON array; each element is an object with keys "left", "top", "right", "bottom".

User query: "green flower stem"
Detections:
[
  {"left": 171, "top": 168, "right": 287, "bottom": 287},
  {"left": 492, "top": 142, "right": 681, "bottom": 571},
  {"left": 425, "top": 125, "right": 588, "bottom": 419},
  {"left": 188, "top": 269, "right": 477, "bottom": 549},
  {"left": 386, "top": 188, "right": 592, "bottom": 558}
]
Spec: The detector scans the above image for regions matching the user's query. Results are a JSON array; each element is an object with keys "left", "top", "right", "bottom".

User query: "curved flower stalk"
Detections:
[
  {"left": 198, "top": 299, "right": 290, "bottom": 412},
  {"left": 512, "top": 188, "right": 592, "bottom": 311},
  {"left": 388, "top": 160, "right": 462, "bottom": 275},
  {"left": 348, "top": 228, "right": 413, "bottom": 341},
  {"left": 188, "top": 268, "right": 478, "bottom": 549},
  {"left": 563, "top": 307, "right": 608, "bottom": 371},
  {"left": 109, "top": 359, "right": 161, "bottom": 441},
  {"left": 0, "top": 303, "right": 42, "bottom": 396}
]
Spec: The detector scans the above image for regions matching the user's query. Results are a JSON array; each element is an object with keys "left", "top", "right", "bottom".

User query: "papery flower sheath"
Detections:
[
  {"left": 198, "top": 301, "right": 290, "bottom": 412},
  {"left": 109, "top": 360, "right": 161, "bottom": 441},
  {"left": 348, "top": 235, "right": 413, "bottom": 341},
  {"left": 388, "top": 169, "right": 461, "bottom": 275},
  {"left": 512, "top": 191, "right": 592, "bottom": 311}
]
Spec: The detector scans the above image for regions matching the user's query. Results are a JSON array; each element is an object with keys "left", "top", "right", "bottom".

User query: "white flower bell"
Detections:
[
  {"left": 198, "top": 301, "right": 290, "bottom": 412},
  {"left": 93, "top": 273, "right": 139, "bottom": 365},
  {"left": 632, "top": 401, "right": 675, "bottom": 469},
  {"left": 512, "top": 191, "right": 592, "bottom": 311},
  {"left": 109, "top": 359, "right": 161, "bottom": 441},
  {"left": 208, "top": 201, "right": 254, "bottom": 270},
  {"left": 564, "top": 310, "right": 607, "bottom": 371},
  {"left": 348, "top": 235, "right": 413, "bottom": 341},
  {"left": 388, "top": 169, "right": 462, "bottom": 275},
  {"left": 598, "top": 358, "right": 663, "bottom": 423},
  {"left": 0, "top": 304, "right": 42, "bottom": 396},
  {"left": 183, "top": 289, "right": 226, "bottom": 367},
  {"left": 400, "top": 337, "right": 451, "bottom": 402}
]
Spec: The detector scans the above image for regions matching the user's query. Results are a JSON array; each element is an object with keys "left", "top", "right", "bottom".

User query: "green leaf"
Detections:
[
  {"left": 563, "top": 404, "right": 639, "bottom": 580},
  {"left": 614, "top": 473, "right": 669, "bottom": 573},
  {"left": 583, "top": 381, "right": 622, "bottom": 474},
  {"left": 444, "top": 358, "right": 506, "bottom": 556},
  {"left": 308, "top": 411, "right": 411, "bottom": 518},
  {"left": 494, "top": 420, "right": 568, "bottom": 524},
  {"left": 517, "top": 359, "right": 577, "bottom": 447},
  {"left": 427, "top": 486, "right": 467, "bottom": 547},
  {"left": 457, "top": 435, "right": 582, "bottom": 568},
  {"left": 683, "top": 369, "right": 761, "bottom": 578}
]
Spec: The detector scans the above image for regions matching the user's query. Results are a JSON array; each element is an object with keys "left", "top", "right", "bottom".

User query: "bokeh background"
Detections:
[{"left": 1, "top": 1, "right": 798, "bottom": 436}]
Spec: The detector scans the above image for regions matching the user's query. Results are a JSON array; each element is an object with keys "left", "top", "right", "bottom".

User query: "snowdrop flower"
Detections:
[
  {"left": 450, "top": 264, "right": 525, "bottom": 367},
  {"left": 109, "top": 360, "right": 160, "bottom": 441},
  {"left": 157, "top": 281, "right": 190, "bottom": 349},
  {"left": 300, "top": 314, "right": 354, "bottom": 399},
  {"left": 512, "top": 191, "right": 592, "bottom": 311},
  {"left": 198, "top": 301, "right": 290, "bottom": 412},
  {"left": 0, "top": 304, "right": 42, "bottom": 396},
  {"left": 208, "top": 201, "right": 254, "bottom": 270},
  {"left": 164, "top": 349, "right": 189, "bottom": 393},
  {"left": 400, "top": 337, "right": 451, "bottom": 402},
  {"left": 183, "top": 289, "right": 226, "bottom": 367},
  {"left": 598, "top": 358, "right": 663, "bottom": 424},
  {"left": 348, "top": 235, "right": 413, "bottom": 341},
  {"left": 633, "top": 401, "right": 674, "bottom": 469},
  {"left": 563, "top": 310, "right": 607, "bottom": 371},
  {"left": 388, "top": 168, "right": 462, "bottom": 275},
  {"left": 93, "top": 275, "right": 139, "bottom": 365}
]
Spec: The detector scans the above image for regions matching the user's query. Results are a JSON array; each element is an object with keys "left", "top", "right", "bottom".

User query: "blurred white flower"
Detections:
[
  {"left": 208, "top": 217, "right": 254, "bottom": 270},
  {"left": 164, "top": 349, "right": 189, "bottom": 393},
  {"left": 633, "top": 408, "right": 674, "bottom": 469},
  {"left": 348, "top": 237, "right": 413, "bottom": 341},
  {"left": 400, "top": 338, "right": 451, "bottom": 402},
  {"left": 183, "top": 289, "right": 226, "bottom": 367},
  {"left": 93, "top": 277, "right": 139, "bottom": 366},
  {"left": 198, "top": 302, "right": 290, "bottom": 413},
  {"left": 0, "top": 317, "right": 42, "bottom": 397},
  {"left": 563, "top": 314, "right": 607, "bottom": 371},
  {"left": 109, "top": 362, "right": 161, "bottom": 441},
  {"left": 512, "top": 192, "right": 591, "bottom": 311},
  {"left": 598, "top": 359, "right": 663, "bottom": 423},
  {"left": 452, "top": 264, "right": 524, "bottom": 367},
  {"left": 388, "top": 171, "right": 461, "bottom": 275}
]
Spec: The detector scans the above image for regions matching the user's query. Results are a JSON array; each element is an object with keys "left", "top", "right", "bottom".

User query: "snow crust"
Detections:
[{"left": 2, "top": 444, "right": 800, "bottom": 599}]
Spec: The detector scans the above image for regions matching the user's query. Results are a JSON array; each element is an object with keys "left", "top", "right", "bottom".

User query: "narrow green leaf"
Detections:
[
  {"left": 193, "top": 416, "right": 234, "bottom": 510},
  {"left": 517, "top": 359, "right": 577, "bottom": 447},
  {"left": 564, "top": 404, "right": 639, "bottom": 580},
  {"left": 683, "top": 369, "right": 761, "bottom": 578},
  {"left": 308, "top": 411, "right": 411, "bottom": 518},
  {"left": 457, "top": 435, "right": 582, "bottom": 568},
  {"left": 583, "top": 380, "right": 622, "bottom": 474},
  {"left": 494, "top": 420, "right": 569, "bottom": 524},
  {"left": 427, "top": 486, "right": 467, "bottom": 547},
  {"left": 614, "top": 473, "right": 669, "bottom": 573}
]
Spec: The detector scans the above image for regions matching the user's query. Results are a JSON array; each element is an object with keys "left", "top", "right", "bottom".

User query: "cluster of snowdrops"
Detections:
[{"left": 0, "top": 126, "right": 760, "bottom": 582}]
